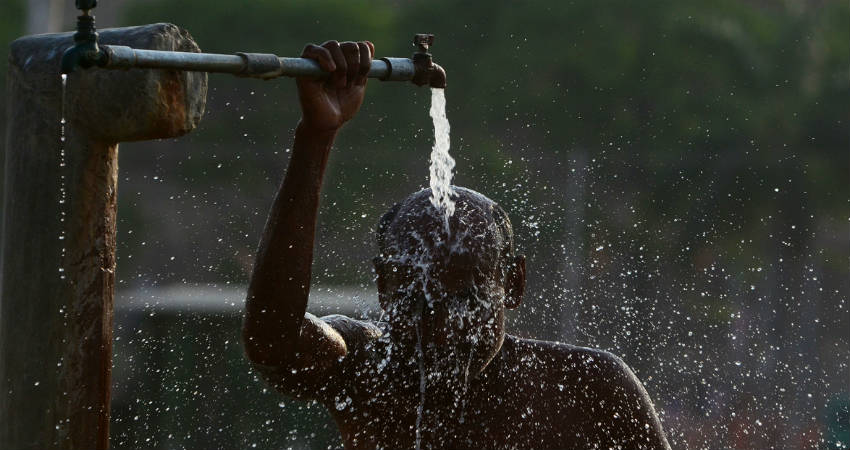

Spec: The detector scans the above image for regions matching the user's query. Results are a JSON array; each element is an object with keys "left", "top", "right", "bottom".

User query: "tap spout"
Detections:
[{"left": 427, "top": 62, "right": 447, "bottom": 89}]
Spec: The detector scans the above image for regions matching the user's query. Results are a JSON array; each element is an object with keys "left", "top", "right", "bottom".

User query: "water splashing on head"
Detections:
[{"left": 374, "top": 187, "right": 523, "bottom": 445}]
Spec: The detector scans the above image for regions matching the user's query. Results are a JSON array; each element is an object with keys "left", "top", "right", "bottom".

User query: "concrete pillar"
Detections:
[{"left": 1, "top": 23, "right": 207, "bottom": 449}]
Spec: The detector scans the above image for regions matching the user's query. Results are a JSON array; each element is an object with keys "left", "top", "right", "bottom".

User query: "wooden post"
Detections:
[{"left": 0, "top": 23, "right": 207, "bottom": 449}]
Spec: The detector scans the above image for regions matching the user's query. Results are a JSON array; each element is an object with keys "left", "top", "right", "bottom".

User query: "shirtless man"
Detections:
[{"left": 243, "top": 39, "right": 671, "bottom": 450}]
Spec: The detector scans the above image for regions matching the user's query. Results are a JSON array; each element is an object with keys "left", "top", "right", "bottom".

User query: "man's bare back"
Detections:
[{"left": 243, "top": 40, "right": 670, "bottom": 449}]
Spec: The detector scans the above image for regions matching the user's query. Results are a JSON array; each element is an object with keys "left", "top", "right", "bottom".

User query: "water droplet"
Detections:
[{"left": 335, "top": 396, "right": 352, "bottom": 410}]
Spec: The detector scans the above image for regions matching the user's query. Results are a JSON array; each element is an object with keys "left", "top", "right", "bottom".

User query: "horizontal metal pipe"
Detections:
[{"left": 101, "top": 45, "right": 417, "bottom": 81}]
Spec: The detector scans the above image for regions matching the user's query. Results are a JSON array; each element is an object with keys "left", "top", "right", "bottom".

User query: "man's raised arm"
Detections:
[{"left": 242, "top": 41, "right": 374, "bottom": 380}]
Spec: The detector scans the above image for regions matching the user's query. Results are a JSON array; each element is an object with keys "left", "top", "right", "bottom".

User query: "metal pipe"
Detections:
[
  {"left": 60, "top": 2, "right": 445, "bottom": 86},
  {"left": 101, "top": 45, "right": 417, "bottom": 82}
]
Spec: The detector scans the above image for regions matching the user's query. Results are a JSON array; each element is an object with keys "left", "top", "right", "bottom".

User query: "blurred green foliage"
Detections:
[
  {"left": 0, "top": 0, "right": 25, "bottom": 141},
  {"left": 0, "top": 1, "right": 24, "bottom": 224},
  {"left": 117, "top": 2, "right": 848, "bottom": 447},
  {"left": 118, "top": 0, "right": 848, "bottom": 319}
]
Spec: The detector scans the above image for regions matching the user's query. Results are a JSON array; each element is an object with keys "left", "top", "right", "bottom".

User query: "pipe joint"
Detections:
[
  {"left": 236, "top": 52, "right": 282, "bottom": 79},
  {"left": 379, "top": 57, "right": 416, "bottom": 82}
]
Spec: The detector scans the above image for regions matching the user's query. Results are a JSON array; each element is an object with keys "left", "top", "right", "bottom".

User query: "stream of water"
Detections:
[
  {"left": 414, "top": 307, "right": 426, "bottom": 450},
  {"left": 428, "top": 88, "right": 456, "bottom": 232}
]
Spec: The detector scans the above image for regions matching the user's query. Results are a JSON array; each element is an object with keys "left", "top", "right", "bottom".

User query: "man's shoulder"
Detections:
[
  {"left": 501, "top": 335, "right": 633, "bottom": 382},
  {"left": 498, "top": 336, "right": 671, "bottom": 449},
  {"left": 503, "top": 334, "right": 625, "bottom": 366}
]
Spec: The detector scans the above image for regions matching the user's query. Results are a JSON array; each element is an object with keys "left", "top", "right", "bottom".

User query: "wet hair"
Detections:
[{"left": 375, "top": 187, "right": 515, "bottom": 281}]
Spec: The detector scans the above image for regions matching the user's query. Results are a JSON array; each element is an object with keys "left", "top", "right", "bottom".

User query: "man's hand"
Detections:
[{"left": 297, "top": 40, "right": 374, "bottom": 132}]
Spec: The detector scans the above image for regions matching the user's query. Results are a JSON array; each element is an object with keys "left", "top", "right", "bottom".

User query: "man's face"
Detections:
[
  {"left": 374, "top": 187, "right": 524, "bottom": 393},
  {"left": 377, "top": 252, "right": 508, "bottom": 391}
]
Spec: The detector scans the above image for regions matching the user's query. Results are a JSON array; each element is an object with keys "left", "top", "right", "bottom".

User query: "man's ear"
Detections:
[
  {"left": 505, "top": 255, "right": 525, "bottom": 309},
  {"left": 373, "top": 256, "right": 389, "bottom": 309}
]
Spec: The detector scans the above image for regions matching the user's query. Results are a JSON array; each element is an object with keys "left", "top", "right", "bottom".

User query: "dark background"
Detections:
[{"left": 1, "top": 0, "right": 848, "bottom": 449}]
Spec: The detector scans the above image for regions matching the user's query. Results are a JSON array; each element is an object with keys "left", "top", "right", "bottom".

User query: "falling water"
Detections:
[
  {"left": 415, "top": 87, "right": 456, "bottom": 448},
  {"left": 58, "top": 74, "right": 68, "bottom": 280},
  {"left": 458, "top": 343, "right": 474, "bottom": 424},
  {"left": 414, "top": 311, "right": 426, "bottom": 450},
  {"left": 428, "top": 88, "right": 456, "bottom": 231}
]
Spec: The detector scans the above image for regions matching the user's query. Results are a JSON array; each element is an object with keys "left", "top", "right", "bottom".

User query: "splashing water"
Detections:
[
  {"left": 458, "top": 342, "right": 474, "bottom": 424},
  {"left": 428, "top": 88, "right": 456, "bottom": 231},
  {"left": 58, "top": 74, "right": 68, "bottom": 280}
]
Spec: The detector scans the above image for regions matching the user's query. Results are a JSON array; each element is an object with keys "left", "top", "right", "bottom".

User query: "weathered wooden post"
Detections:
[{"left": 0, "top": 23, "right": 207, "bottom": 449}]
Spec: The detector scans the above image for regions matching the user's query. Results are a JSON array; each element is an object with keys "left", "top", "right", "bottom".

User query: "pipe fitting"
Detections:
[
  {"left": 379, "top": 57, "right": 416, "bottom": 82},
  {"left": 236, "top": 52, "right": 282, "bottom": 79}
]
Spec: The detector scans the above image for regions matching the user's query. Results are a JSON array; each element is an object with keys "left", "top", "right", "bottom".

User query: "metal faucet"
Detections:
[
  {"left": 59, "top": 1, "right": 446, "bottom": 88},
  {"left": 411, "top": 34, "right": 447, "bottom": 88},
  {"left": 60, "top": 0, "right": 108, "bottom": 74}
]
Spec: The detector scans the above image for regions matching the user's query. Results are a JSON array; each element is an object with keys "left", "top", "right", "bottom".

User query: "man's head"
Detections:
[{"left": 373, "top": 187, "right": 525, "bottom": 384}]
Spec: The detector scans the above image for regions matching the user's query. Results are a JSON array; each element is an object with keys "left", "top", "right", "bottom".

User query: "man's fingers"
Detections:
[
  {"left": 355, "top": 41, "right": 371, "bottom": 85},
  {"left": 301, "top": 44, "right": 335, "bottom": 72},
  {"left": 306, "top": 40, "right": 374, "bottom": 87},
  {"left": 321, "top": 40, "right": 346, "bottom": 88},
  {"left": 340, "top": 41, "right": 360, "bottom": 87}
]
